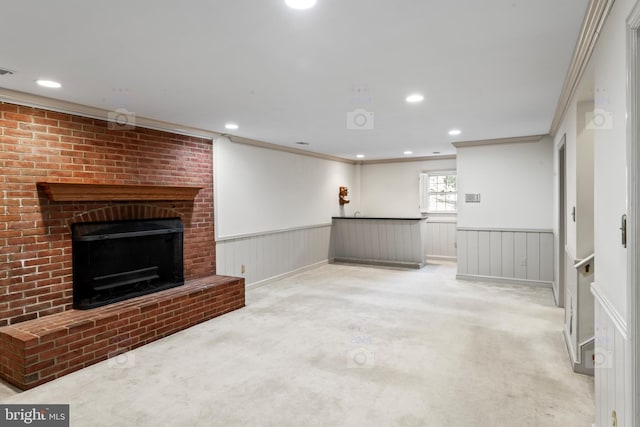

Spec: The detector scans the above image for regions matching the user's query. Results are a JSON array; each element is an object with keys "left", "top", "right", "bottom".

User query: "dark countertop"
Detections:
[{"left": 332, "top": 217, "right": 424, "bottom": 221}]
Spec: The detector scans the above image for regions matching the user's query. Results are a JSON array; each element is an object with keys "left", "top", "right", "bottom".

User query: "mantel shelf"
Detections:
[{"left": 37, "top": 182, "right": 202, "bottom": 202}]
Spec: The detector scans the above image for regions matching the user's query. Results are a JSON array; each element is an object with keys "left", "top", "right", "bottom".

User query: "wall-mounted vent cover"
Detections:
[
  {"left": 0, "top": 68, "right": 14, "bottom": 76},
  {"left": 465, "top": 193, "right": 481, "bottom": 203}
]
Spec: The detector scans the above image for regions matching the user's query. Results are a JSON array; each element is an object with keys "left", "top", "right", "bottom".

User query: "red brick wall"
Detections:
[{"left": 0, "top": 102, "right": 215, "bottom": 326}]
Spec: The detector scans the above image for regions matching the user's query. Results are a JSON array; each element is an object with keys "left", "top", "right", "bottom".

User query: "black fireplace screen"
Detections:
[{"left": 72, "top": 218, "right": 184, "bottom": 309}]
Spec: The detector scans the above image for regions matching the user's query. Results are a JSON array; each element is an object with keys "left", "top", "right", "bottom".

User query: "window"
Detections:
[{"left": 420, "top": 172, "right": 457, "bottom": 213}]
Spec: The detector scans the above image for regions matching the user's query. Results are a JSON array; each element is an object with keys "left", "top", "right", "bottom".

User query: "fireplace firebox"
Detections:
[{"left": 72, "top": 218, "right": 184, "bottom": 309}]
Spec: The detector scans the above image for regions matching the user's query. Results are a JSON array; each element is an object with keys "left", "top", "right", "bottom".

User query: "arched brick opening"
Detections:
[{"left": 69, "top": 204, "right": 184, "bottom": 226}]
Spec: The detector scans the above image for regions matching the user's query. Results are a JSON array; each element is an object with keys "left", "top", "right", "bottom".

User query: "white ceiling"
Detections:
[{"left": 0, "top": 0, "right": 588, "bottom": 160}]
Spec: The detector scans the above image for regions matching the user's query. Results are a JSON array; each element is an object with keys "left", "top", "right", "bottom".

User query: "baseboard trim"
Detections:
[
  {"left": 591, "top": 282, "right": 628, "bottom": 339},
  {"left": 456, "top": 274, "right": 552, "bottom": 288},
  {"left": 563, "top": 327, "right": 577, "bottom": 364},
  {"left": 457, "top": 227, "right": 553, "bottom": 233},
  {"left": 552, "top": 285, "right": 560, "bottom": 307},
  {"left": 245, "top": 260, "right": 328, "bottom": 290},
  {"left": 562, "top": 327, "right": 594, "bottom": 376},
  {"left": 216, "top": 223, "right": 331, "bottom": 242},
  {"left": 427, "top": 255, "right": 457, "bottom": 261},
  {"left": 332, "top": 257, "right": 425, "bottom": 269}
]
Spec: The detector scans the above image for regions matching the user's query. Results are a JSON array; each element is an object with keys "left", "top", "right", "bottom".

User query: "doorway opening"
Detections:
[{"left": 557, "top": 135, "right": 567, "bottom": 308}]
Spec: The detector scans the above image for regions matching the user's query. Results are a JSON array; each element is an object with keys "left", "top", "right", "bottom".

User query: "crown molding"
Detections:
[
  {"left": 0, "top": 89, "right": 538, "bottom": 165},
  {"left": 225, "top": 135, "right": 355, "bottom": 164},
  {"left": 0, "top": 88, "right": 359, "bottom": 164},
  {"left": 451, "top": 134, "right": 545, "bottom": 148},
  {"left": 0, "top": 88, "right": 219, "bottom": 139},
  {"left": 359, "top": 154, "right": 456, "bottom": 165},
  {"left": 549, "top": 0, "right": 616, "bottom": 136}
]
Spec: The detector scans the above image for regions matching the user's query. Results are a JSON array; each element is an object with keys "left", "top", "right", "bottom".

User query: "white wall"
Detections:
[
  {"left": 214, "top": 137, "right": 359, "bottom": 285},
  {"left": 576, "top": 100, "right": 595, "bottom": 259},
  {"left": 456, "top": 137, "right": 554, "bottom": 229},
  {"left": 359, "top": 158, "right": 456, "bottom": 218},
  {"left": 591, "top": 1, "right": 631, "bottom": 322},
  {"left": 552, "top": 0, "right": 635, "bottom": 423},
  {"left": 590, "top": 5, "right": 632, "bottom": 421},
  {"left": 215, "top": 137, "right": 359, "bottom": 239},
  {"left": 556, "top": 100, "right": 578, "bottom": 256},
  {"left": 553, "top": 2, "right": 630, "bottom": 322},
  {"left": 359, "top": 158, "right": 457, "bottom": 260}
]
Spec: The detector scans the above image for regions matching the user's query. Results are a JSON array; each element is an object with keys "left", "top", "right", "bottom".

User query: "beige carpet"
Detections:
[{"left": 0, "top": 262, "right": 594, "bottom": 426}]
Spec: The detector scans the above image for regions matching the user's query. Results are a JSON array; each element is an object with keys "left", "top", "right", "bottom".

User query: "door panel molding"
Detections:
[{"left": 626, "top": 2, "right": 640, "bottom": 424}]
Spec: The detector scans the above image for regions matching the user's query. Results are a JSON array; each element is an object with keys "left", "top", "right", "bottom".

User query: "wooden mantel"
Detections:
[{"left": 37, "top": 182, "right": 202, "bottom": 202}]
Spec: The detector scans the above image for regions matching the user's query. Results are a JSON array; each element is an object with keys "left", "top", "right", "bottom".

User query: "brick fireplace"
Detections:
[
  {"left": 0, "top": 102, "right": 245, "bottom": 389},
  {"left": 0, "top": 102, "right": 217, "bottom": 326}
]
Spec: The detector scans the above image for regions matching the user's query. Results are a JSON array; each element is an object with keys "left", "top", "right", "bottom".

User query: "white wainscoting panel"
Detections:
[
  {"left": 216, "top": 224, "right": 331, "bottom": 287},
  {"left": 514, "top": 232, "right": 528, "bottom": 280},
  {"left": 425, "top": 219, "right": 457, "bottom": 260},
  {"left": 478, "top": 231, "right": 491, "bottom": 276},
  {"left": 562, "top": 249, "right": 595, "bottom": 375},
  {"left": 331, "top": 218, "right": 427, "bottom": 268},
  {"left": 501, "top": 232, "right": 515, "bottom": 278},
  {"left": 489, "top": 231, "right": 501, "bottom": 276},
  {"left": 467, "top": 230, "right": 479, "bottom": 275},
  {"left": 592, "top": 283, "right": 628, "bottom": 427},
  {"left": 457, "top": 228, "right": 554, "bottom": 286}
]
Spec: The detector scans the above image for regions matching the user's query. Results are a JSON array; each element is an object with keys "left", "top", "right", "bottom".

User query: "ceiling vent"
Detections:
[{"left": 0, "top": 68, "right": 14, "bottom": 76}]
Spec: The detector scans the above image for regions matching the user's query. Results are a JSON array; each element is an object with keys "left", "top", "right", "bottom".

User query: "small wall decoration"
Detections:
[{"left": 339, "top": 186, "right": 350, "bottom": 205}]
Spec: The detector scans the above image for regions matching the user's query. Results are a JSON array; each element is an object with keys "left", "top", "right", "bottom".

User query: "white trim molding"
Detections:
[
  {"left": 451, "top": 134, "right": 544, "bottom": 149},
  {"left": 0, "top": 89, "right": 352, "bottom": 164},
  {"left": 456, "top": 274, "right": 552, "bottom": 288},
  {"left": 549, "top": 0, "right": 616, "bottom": 136},
  {"left": 1, "top": 88, "right": 461, "bottom": 166},
  {"left": 627, "top": 1, "right": 640, "bottom": 424},
  {"left": 361, "top": 154, "right": 456, "bottom": 165},
  {"left": 458, "top": 227, "right": 554, "bottom": 233},
  {"left": 426, "top": 218, "right": 457, "bottom": 224},
  {"left": 0, "top": 88, "right": 218, "bottom": 139},
  {"left": 592, "top": 283, "right": 628, "bottom": 339},
  {"left": 216, "top": 223, "right": 332, "bottom": 242},
  {"left": 228, "top": 134, "right": 354, "bottom": 165},
  {"left": 246, "top": 260, "right": 328, "bottom": 290}
]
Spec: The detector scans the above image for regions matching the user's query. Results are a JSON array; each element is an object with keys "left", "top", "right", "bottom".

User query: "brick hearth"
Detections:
[{"left": 0, "top": 274, "right": 245, "bottom": 390}]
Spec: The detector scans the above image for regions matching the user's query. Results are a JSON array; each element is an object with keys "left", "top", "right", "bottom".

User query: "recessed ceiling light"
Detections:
[
  {"left": 285, "top": 0, "right": 317, "bottom": 9},
  {"left": 406, "top": 94, "right": 424, "bottom": 103},
  {"left": 356, "top": 154, "right": 365, "bottom": 159},
  {"left": 225, "top": 123, "right": 239, "bottom": 130},
  {"left": 403, "top": 151, "right": 413, "bottom": 155},
  {"left": 448, "top": 129, "right": 461, "bottom": 136},
  {"left": 36, "top": 80, "right": 61, "bottom": 88}
]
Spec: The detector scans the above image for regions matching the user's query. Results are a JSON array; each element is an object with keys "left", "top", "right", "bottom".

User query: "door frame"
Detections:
[
  {"left": 557, "top": 135, "right": 567, "bottom": 308},
  {"left": 626, "top": 2, "right": 640, "bottom": 424}
]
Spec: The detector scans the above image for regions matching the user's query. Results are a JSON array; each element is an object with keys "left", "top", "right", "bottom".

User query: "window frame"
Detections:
[{"left": 420, "top": 171, "right": 457, "bottom": 214}]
